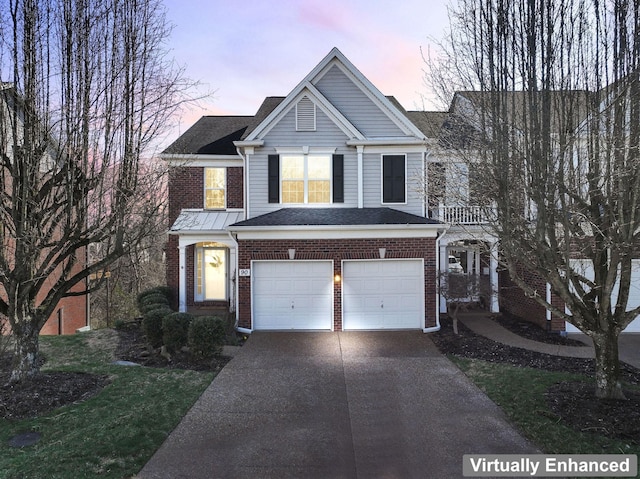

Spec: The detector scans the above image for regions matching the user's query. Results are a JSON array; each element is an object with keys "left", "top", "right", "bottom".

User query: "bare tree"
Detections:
[
  {"left": 427, "top": 0, "right": 640, "bottom": 399},
  {"left": 0, "top": 0, "right": 190, "bottom": 382},
  {"left": 439, "top": 271, "right": 484, "bottom": 335}
]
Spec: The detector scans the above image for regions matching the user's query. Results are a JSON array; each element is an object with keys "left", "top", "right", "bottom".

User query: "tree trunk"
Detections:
[
  {"left": 10, "top": 313, "right": 41, "bottom": 383},
  {"left": 591, "top": 330, "right": 626, "bottom": 400},
  {"left": 450, "top": 302, "right": 460, "bottom": 335}
]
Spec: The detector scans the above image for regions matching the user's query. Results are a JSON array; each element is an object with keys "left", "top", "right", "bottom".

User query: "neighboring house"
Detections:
[
  {"left": 162, "top": 48, "right": 501, "bottom": 332},
  {"left": 0, "top": 83, "right": 88, "bottom": 335},
  {"left": 446, "top": 88, "right": 640, "bottom": 333}
]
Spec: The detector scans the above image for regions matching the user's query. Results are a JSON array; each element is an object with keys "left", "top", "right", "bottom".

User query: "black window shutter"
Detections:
[
  {"left": 383, "top": 155, "right": 405, "bottom": 203},
  {"left": 268, "top": 154, "right": 279, "bottom": 203},
  {"left": 332, "top": 154, "right": 344, "bottom": 203}
]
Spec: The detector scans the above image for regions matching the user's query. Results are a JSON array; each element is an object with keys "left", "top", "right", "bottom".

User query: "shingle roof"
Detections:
[
  {"left": 240, "top": 97, "right": 285, "bottom": 140},
  {"left": 405, "top": 111, "right": 449, "bottom": 139},
  {"left": 229, "top": 207, "right": 441, "bottom": 228},
  {"left": 162, "top": 116, "right": 252, "bottom": 155}
]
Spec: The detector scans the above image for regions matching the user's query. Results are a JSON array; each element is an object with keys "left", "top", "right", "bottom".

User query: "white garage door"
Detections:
[
  {"left": 252, "top": 261, "right": 333, "bottom": 330},
  {"left": 343, "top": 260, "right": 424, "bottom": 330},
  {"left": 565, "top": 259, "right": 640, "bottom": 333}
]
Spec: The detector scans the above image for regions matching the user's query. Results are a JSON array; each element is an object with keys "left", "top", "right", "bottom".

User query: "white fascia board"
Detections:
[
  {"left": 160, "top": 154, "right": 243, "bottom": 167},
  {"left": 312, "top": 53, "right": 428, "bottom": 140},
  {"left": 228, "top": 224, "right": 442, "bottom": 241},
  {"left": 176, "top": 233, "right": 238, "bottom": 248},
  {"left": 233, "top": 139, "right": 264, "bottom": 148},
  {"left": 346, "top": 140, "right": 428, "bottom": 152}
]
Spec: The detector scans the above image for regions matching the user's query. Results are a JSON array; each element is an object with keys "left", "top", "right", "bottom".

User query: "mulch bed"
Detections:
[
  {"left": 0, "top": 322, "right": 230, "bottom": 421},
  {"left": 432, "top": 315, "right": 640, "bottom": 442}
]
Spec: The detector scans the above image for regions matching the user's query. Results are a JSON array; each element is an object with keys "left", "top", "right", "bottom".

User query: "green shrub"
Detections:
[
  {"left": 136, "top": 286, "right": 172, "bottom": 309},
  {"left": 142, "top": 306, "right": 172, "bottom": 348},
  {"left": 138, "top": 293, "right": 170, "bottom": 315},
  {"left": 162, "top": 312, "right": 193, "bottom": 353},
  {"left": 188, "top": 316, "right": 226, "bottom": 358}
]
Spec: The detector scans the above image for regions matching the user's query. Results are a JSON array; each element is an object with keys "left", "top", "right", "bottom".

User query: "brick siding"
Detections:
[
  {"left": 166, "top": 165, "right": 244, "bottom": 306},
  {"left": 499, "top": 264, "right": 566, "bottom": 331},
  {"left": 236, "top": 237, "right": 437, "bottom": 331}
]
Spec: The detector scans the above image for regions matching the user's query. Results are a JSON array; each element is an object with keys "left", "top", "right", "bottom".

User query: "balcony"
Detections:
[{"left": 436, "top": 204, "right": 491, "bottom": 225}]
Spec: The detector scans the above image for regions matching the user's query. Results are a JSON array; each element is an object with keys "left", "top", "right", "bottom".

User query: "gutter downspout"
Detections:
[
  {"left": 227, "top": 229, "right": 252, "bottom": 335},
  {"left": 423, "top": 227, "right": 446, "bottom": 333},
  {"left": 422, "top": 145, "right": 442, "bottom": 333},
  {"left": 235, "top": 146, "right": 248, "bottom": 220},
  {"left": 233, "top": 145, "right": 252, "bottom": 335}
]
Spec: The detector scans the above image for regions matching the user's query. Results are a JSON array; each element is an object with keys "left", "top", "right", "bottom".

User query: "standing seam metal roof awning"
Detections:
[{"left": 170, "top": 210, "right": 244, "bottom": 233}]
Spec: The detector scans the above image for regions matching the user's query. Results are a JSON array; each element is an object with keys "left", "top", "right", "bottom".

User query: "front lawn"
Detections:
[
  {"left": 0, "top": 330, "right": 215, "bottom": 479},
  {"left": 452, "top": 356, "right": 640, "bottom": 456}
]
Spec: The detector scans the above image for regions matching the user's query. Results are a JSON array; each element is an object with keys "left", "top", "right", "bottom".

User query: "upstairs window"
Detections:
[
  {"left": 269, "top": 153, "right": 343, "bottom": 204},
  {"left": 204, "top": 167, "right": 225, "bottom": 209},
  {"left": 281, "top": 154, "right": 330, "bottom": 204},
  {"left": 296, "top": 96, "right": 316, "bottom": 131},
  {"left": 382, "top": 154, "right": 406, "bottom": 203}
]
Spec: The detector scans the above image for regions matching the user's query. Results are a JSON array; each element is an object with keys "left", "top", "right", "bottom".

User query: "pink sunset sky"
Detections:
[{"left": 160, "top": 0, "right": 452, "bottom": 147}]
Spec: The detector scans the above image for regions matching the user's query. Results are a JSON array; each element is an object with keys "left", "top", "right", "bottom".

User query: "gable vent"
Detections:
[{"left": 296, "top": 96, "right": 316, "bottom": 131}]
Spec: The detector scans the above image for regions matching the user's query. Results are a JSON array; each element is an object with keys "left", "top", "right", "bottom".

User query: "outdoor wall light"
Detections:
[{"left": 334, "top": 274, "right": 341, "bottom": 282}]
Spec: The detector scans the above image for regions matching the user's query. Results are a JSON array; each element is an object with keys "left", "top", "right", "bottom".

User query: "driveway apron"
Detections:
[{"left": 138, "top": 332, "right": 538, "bottom": 478}]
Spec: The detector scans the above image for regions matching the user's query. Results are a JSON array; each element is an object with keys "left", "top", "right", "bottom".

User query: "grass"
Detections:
[
  {"left": 450, "top": 356, "right": 640, "bottom": 457},
  {"left": 0, "top": 330, "right": 215, "bottom": 479}
]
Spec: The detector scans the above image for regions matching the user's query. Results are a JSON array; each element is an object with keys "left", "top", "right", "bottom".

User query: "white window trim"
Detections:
[
  {"left": 204, "top": 167, "right": 226, "bottom": 210},
  {"left": 380, "top": 153, "right": 408, "bottom": 205}
]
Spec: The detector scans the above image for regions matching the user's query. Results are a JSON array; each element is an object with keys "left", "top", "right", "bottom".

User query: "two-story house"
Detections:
[{"left": 162, "top": 48, "right": 501, "bottom": 332}]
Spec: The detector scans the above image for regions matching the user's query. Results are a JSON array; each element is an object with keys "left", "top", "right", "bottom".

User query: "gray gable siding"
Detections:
[
  {"left": 314, "top": 65, "right": 405, "bottom": 138},
  {"left": 261, "top": 107, "right": 348, "bottom": 147},
  {"left": 248, "top": 108, "right": 357, "bottom": 218},
  {"left": 362, "top": 151, "right": 424, "bottom": 216}
]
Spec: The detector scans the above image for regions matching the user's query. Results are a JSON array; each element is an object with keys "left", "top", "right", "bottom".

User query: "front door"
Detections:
[{"left": 195, "top": 246, "right": 227, "bottom": 301}]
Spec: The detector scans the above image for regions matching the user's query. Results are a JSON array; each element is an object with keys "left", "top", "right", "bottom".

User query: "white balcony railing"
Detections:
[{"left": 437, "top": 204, "right": 491, "bottom": 225}]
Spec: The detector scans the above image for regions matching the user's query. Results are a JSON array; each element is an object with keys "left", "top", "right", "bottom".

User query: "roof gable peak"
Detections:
[{"left": 241, "top": 48, "right": 426, "bottom": 142}]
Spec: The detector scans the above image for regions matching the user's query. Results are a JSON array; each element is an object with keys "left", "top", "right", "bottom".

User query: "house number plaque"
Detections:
[{"left": 239, "top": 269, "right": 251, "bottom": 277}]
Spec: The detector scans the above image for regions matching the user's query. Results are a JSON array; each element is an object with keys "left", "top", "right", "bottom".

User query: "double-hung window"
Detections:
[
  {"left": 281, "top": 154, "right": 331, "bottom": 204},
  {"left": 204, "top": 167, "right": 225, "bottom": 209}
]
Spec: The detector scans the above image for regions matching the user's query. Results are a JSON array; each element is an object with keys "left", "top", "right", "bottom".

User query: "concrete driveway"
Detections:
[{"left": 138, "top": 332, "right": 538, "bottom": 478}]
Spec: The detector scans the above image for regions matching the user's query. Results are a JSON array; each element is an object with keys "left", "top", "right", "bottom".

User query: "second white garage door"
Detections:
[
  {"left": 252, "top": 261, "right": 333, "bottom": 330},
  {"left": 342, "top": 259, "right": 424, "bottom": 330},
  {"left": 565, "top": 259, "right": 640, "bottom": 333}
]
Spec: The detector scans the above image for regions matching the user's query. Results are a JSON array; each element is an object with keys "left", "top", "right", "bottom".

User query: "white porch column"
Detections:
[
  {"left": 178, "top": 245, "right": 187, "bottom": 312},
  {"left": 489, "top": 243, "right": 499, "bottom": 313},
  {"left": 357, "top": 145, "right": 364, "bottom": 208}
]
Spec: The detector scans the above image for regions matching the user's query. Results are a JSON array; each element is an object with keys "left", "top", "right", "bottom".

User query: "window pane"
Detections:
[
  {"left": 282, "top": 180, "right": 304, "bottom": 203},
  {"left": 205, "top": 190, "right": 225, "bottom": 209},
  {"left": 282, "top": 156, "right": 304, "bottom": 179},
  {"left": 308, "top": 180, "right": 330, "bottom": 203},
  {"left": 205, "top": 168, "right": 225, "bottom": 209},
  {"left": 308, "top": 156, "right": 330, "bottom": 179},
  {"left": 205, "top": 168, "right": 225, "bottom": 188}
]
